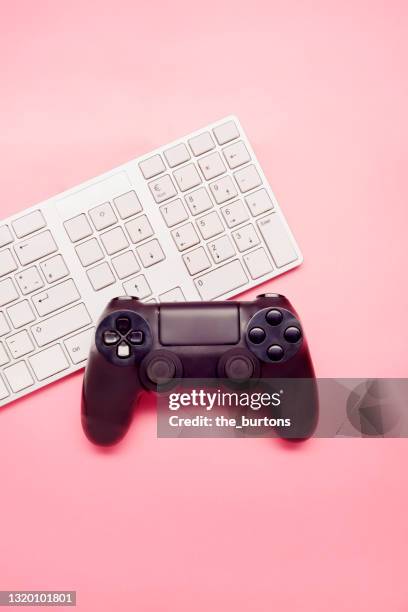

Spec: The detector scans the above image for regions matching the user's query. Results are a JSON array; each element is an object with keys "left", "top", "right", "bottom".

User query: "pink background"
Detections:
[{"left": 1, "top": 1, "right": 408, "bottom": 610}]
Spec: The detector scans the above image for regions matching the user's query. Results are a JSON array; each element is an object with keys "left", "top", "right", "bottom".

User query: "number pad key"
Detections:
[
  {"left": 184, "top": 188, "right": 213, "bottom": 216},
  {"left": 198, "top": 152, "right": 226, "bottom": 180},
  {"left": 125, "top": 215, "right": 154, "bottom": 244},
  {"left": 245, "top": 189, "right": 274, "bottom": 216},
  {"left": 213, "top": 121, "right": 240, "bottom": 145},
  {"left": 223, "top": 141, "right": 251, "bottom": 169},
  {"left": 164, "top": 144, "right": 191, "bottom": 168},
  {"left": 171, "top": 224, "right": 200, "bottom": 252},
  {"left": 234, "top": 165, "right": 262, "bottom": 193},
  {"left": 123, "top": 275, "right": 152, "bottom": 299},
  {"left": 136, "top": 239, "right": 165, "bottom": 267},
  {"left": 188, "top": 132, "right": 215, "bottom": 156},
  {"left": 208, "top": 235, "right": 236, "bottom": 263},
  {"left": 220, "top": 200, "right": 249, "bottom": 228},
  {"left": 232, "top": 224, "right": 260, "bottom": 252},
  {"left": 160, "top": 199, "right": 188, "bottom": 227},
  {"left": 196, "top": 211, "right": 224, "bottom": 240},
  {"left": 15, "top": 267, "right": 44, "bottom": 295},
  {"left": 89, "top": 202, "right": 117, "bottom": 230},
  {"left": 209, "top": 176, "right": 237, "bottom": 204},
  {"left": 243, "top": 247, "right": 273, "bottom": 279},
  {"left": 183, "top": 247, "right": 211, "bottom": 275},
  {"left": 149, "top": 175, "right": 177, "bottom": 203},
  {"left": 173, "top": 164, "right": 202, "bottom": 192}
]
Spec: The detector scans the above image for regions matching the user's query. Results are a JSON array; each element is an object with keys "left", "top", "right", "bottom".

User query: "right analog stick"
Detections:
[{"left": 224, "top": 355, "right": 254, "bottom": 381}]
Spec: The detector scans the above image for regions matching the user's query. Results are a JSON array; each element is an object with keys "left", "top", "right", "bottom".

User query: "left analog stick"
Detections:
[{"left": 146, "top": 356, "right": 176, "bottom": 384}]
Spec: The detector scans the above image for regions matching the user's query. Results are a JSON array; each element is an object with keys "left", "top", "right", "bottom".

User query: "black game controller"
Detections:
[{"left": 82, "top": 294, "right": 318, "bottom": 445}]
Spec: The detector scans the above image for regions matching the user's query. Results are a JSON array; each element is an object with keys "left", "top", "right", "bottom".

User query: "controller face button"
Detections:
[
  {"left": 146, "top": 357, "right": 176, "bottom": 384},
  {"left": 248, "top": 327, "right": 266, "bottom": 344},
  {"left": 265, "top": 309, "right": 283, "bottom": 326},
  {"left": 117, "top": 341, "right": 131, "bottom": 358},
  {"left": 284, "top": 326, "right": 302, "bottom": 343},
  {"left": 267, "top": 344, "right": 284, "bottom": 361},
  {"left": 224, "top": 355, "right": 254, "bottom": 381},
  {"left": 103, "top": 330, "right": 120, "bottom": 346},
  {"left": 128, "top": 330, "right": 144, "bottom": 345},
  {"left": 116, "top": 316, "right": 131, "bottom": 334}
]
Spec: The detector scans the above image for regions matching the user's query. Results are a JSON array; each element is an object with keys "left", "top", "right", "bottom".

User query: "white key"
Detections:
[
  {"left": 14, "top": 231, "right": 57, "bottom": 266},
  {"left": 15, "top": 266, "right": 44, "bottom": 295},
  {"left": 232, "top": 224, "right": 260, "bottom": 252},
  {"left": 257, "top": 214, "right": 298, "bottom": 267},
  {"left": 139, "top": 154, "right": 165, "bottom": 179},
  {"left": 164, "top": 144, "right": 191, "bottom": 168},
  {"left": 64, "top": 327, "right": 94, "bottom": 364},
  {"left": 64, "top": 214, "right": 93, "bottom": 243},
  {"left": 113, "top": 191, "right": 142, "bottom": 219},
  {"left": 87, "top": 262, "right": 116, "bottom": 291},
  {"left": 0, "top": 343, "right": 9, "bottom": 366},
  {"left": 125, "top": 215, "right": 154, "bottom": 244},
  {"left": 245, "top": 189, "right": 274, "bottom": 216},
  {"left": 111, "top": 251, "right": 140, "bottom": 279},
  {"left": 0, "top": 225, "right": 14, "bottom": 247},
  {"left": 31, "top": 303, "right": 91, "bottom": 347},
  {"left": 0, "top": 375, "right": 9, "bottom": 399},
  {"left": 75, "top": 238, "right": 104, "bottom": 267},
  {"left": 188, "top": 131, "right": 215, "bottom": 156},
  {"left": 40, "top": 255, "right": 69, "bottom": 283},
  {"left": 184, "top": 188, "right": 213, "bottom": 216},
  {"left": 234, "top": 165, "right": 262, "bottom": 193},
  {"left": 209, "top": 176, "right": 237, "bottom": 204},
  {"left": 0, "top": 249, "right": 17, "bottom": 277},
  {"left": 213, "top": 120, "right": 239, "bottom": 145},
  {"left": 243, "top": 247, "right": 273, "bottom": 279},
  {"left": 194, "top": 260, "right": 248, "bottom": 300},
  {"left": 149, "top": 175, "right": 177, "bottom": 203},
  {"left": 32, "top": 279, "right": 80, "bottom": 317},
  {"left": 137, "top": 239, "right": 165, "bottom": 267},
  {"left": 208, "top": 235, "right": 236, "bottom": 263},
  {"left": 29, "top": 344, "right": 69, "bottom": 381},
  {"left": 223, "top": 141, "right": 251, "bottom": 169},
  {"left": 7, "top": 300, "right": 35, "bottom": 328},
  {"left": 182, "top": 247, "right": 211, "bottom": 275},
  {"left": 196, "top": 211, "right": 224, "bottom": 240},
  {"left": 6, "top": 330, "right": 35, "bottom": 359},
  {"left": 173, "top": 164, "right": 202, "bottom": 192},
  {"left": 198, "top": 152, "right": 226, "bottom": 180},
  {"left": 159, "top": 287, "right": 186, "bottom": 302},
  {"left": 220, "top": 200, "right": 249, "bottom": 228},
  {"left": 12, "top": 210, "right": 46, "bottom": 238},
  {"left": 100, "top": 226, "right": 128, "bottom": 255},
  {"left": 4, "top": 361, "right": 34, "bottom": 393},
  {"left": 89, "top": 202, "right": 117, "bottom": 230},
  {"left": 123, "top": 275, "right": 152, "bottom": 299},
  {"left": 171, "top": 223, "right": 200, "bottom": 251},
  {"left": 0, "top": 278, "right": 19, "bottom": 306},
  {"left": 160, "top": 199, "right": 188, "bottom": 227},
  {"left": 0, "top": 313, "right": 10, "bottom": 336}
]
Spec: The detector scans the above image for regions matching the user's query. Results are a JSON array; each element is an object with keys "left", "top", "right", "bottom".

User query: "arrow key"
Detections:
[{"left": 136, "top": 239, "right": 165, "bottom": 267}]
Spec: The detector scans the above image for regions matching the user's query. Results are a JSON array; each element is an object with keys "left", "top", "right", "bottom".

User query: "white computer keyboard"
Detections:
[{"left": 0, "top": 116, "right": 302, "bottom": 406}]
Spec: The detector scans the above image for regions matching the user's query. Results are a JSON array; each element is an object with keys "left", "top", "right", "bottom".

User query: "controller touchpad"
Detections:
[{"left": 160, "top": 305, "right": 239, "bottom": 345}]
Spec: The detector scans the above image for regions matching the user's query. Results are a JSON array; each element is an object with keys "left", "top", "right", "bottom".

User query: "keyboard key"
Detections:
[
  {"left": 7, "top": 300, "right": 35, "bottom": 328},
  {"left": 31, "top": 303, "right": 91, "bottom": 347},
  {"left": 123, "top": 275, "right": 152, "bottom": 299},
  {"left": 164, "top": 144, "right": 191, "bottom": 168},
  {"left": 4, "top": 361, "right": 34, "bottom": 392},
  {"left": 0, "top": 225, "right": 14, "bottom": 247},
  {"left": 173, "top": 164, "right": 202, "bottom": 192},
  {"left": 29, "top": 344, "right": 70, "bottom": 381},
  {"left": 15, "top": 266, "right": 44, "bottom": 294},
  {"left": 0, "top": 249, "right": 18, "bottom": 277},
  {"left": 183, "top": 247, "right": 211, "bottom": 275},
  {"left": 6, "top": 330, "right": 35, "bottom": 359},
  {"left": 159, "top": 287, "right": 186, "bottom": 302},
  {"left": 87, "top": 262, "right": 116, "bottom": 291},
  {"left": 12, "top": 210, "right": 46, "bottom": 238},
  {"left": 64, "top": 327, "right": 94, "bottom": 364},
  {"left": 75, "top": 238, "right": 104, "bottom": 267},
  {"left": 198, "top": 152, "right": 226, "bottom": 180},
  {"left": 111, "top": 251, "right": 140, "bottom": 279},
  {"left": 188, "top": 132, "right": 215, "bottom": 156},
  {"left": 257, "top": 214, "right": 298, "bottom": 267},
  {"left": 171, "top": 223, "right": 200, "bottom": 251},
  {"left": 14, "top": 231, "right": 58, "bottom": 266},
  {"left": 220, "top": 200, "right": 249, "bottom": 228},
  {"left": 139, "top": 154, "right": 165, "bottom": 179},
  {"left": 64, "top": 214, "right": 93, "bottom": 242},
  {"left": 196, "top": 211, "right": 224, "bottom": 240},
  {"left": 184, "top": 188, "right": 213, "bottom": 216},
  {"left": 209, "top": 176, "right": 238, "bottom": 204},
  {"left": 113, "top": 191, "right": 143, "bottom": 219},
  {"left": 125, "top": 215, "right": 154, "bottom": 244},
  {"left": 194, "top": 260, "right": 248, "bottom": 299},
  {"left": 0, "top": 343, "right": 9, "bottom": 366},
  {"left": 41, "top": 255, "right": 69, "bottom": 283},
  {"left": 243, "top": 247, "right": 273, "bottom": 279},
  {"left": 100, "top": 226, "right": 128, "bottom": 255},
  {"left": 89, "top": 202, "right": 117, "bottom": 231},
  {"left": 234, "top": 165, "right": 262, "bottom": 193},
  {"left": 0, "top": 278, "right": 19, "bottom": 307},
  {"left": 232, "top": 224, "right": 260, "bottom": 252},
  {"left": 149, "top": 175, "right": 177, "bottom": 203},
  {"left": 213, "top": 120, "right": 239, "bottom": 145},
  {"left": 160, "top": 199, "right": 188, "bottom": 227},
  {"left": 136, "top": 239, "right": 165, "bottom": 267},
  {"left": 32, "top": 279, "right": 80, "bottom": 317},
  {"left": 245, "top": 189, "right": 274, "bottom": 216},
  {"left": 0, "top": 313, "right": 10, "bottom": 336},
  {"left": 223, "top": 141, "right": 251, "bottom": 169},
  {"left": 208, "top": 235, "right": 236, "bottom": 263},
  {"left": 0, "top": 375, "right": 9, "bottom": 400}
]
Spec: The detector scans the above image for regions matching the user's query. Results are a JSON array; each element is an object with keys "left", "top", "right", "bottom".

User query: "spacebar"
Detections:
[
  {"left": 31, "top": 303, "right": 91, "bottom": 347},
  {"left": 194, "top": 260, "right": 248, "bottom": 300}
]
